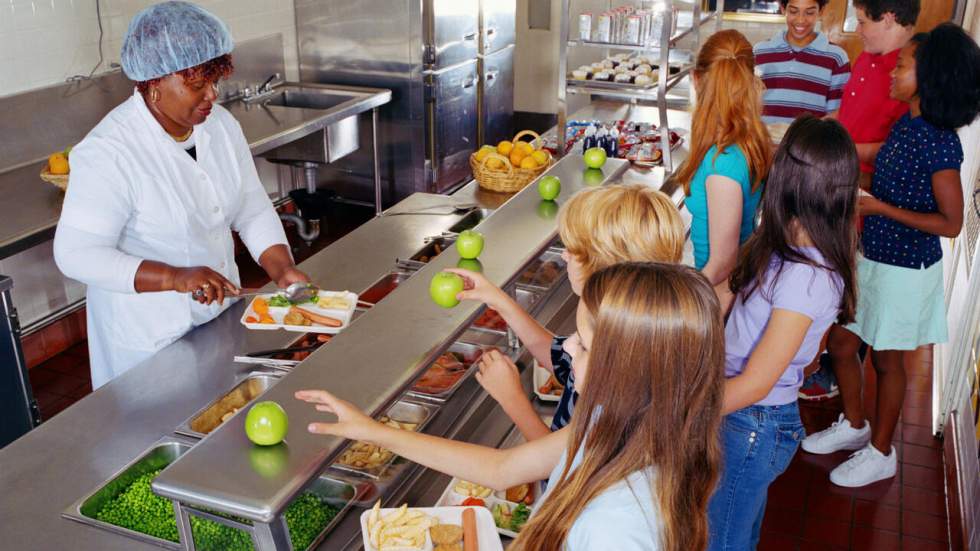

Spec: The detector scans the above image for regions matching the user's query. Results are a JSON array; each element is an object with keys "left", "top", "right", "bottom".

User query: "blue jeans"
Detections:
[{"left": 707, "top": 402, "right": 805, "bottom": 551}]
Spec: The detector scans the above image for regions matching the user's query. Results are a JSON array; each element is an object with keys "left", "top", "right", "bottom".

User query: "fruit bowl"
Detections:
[
  {"left": 39, "top": 165, "right": 69, "bottom": 191},
  {"left": 471, "top": 130, "right": 552, "bottom": 193}
]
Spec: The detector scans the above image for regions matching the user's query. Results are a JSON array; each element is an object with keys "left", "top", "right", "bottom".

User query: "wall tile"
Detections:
[{"left": 0, "top": 0, "right": 298, "bottom": 96}]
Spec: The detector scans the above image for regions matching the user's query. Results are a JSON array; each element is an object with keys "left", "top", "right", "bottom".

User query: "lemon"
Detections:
[
  {"left": 48, "top": 153, "right": 69, "bottom": 175},
  {"left": 509, "top": 149, "right": 527, "bottom": 167},
  {"left": 516, "top": 141, "right": 534, "bottom": 156},
  {"left": 475, "top": 145, "right": 496, "bottom": 162},
  {"left": 497, "top": 140, "right": 514, "bottom": 156},
  {"left": 520, "top": 156, "right": 539, "bottom": 169},
  {"left": 531, "top": 150, "right": 549, "bottom": 166}
]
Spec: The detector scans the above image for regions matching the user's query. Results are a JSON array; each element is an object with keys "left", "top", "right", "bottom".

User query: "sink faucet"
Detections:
[{"left": 258, "top": 73, "right": 280, "bottom": 95}]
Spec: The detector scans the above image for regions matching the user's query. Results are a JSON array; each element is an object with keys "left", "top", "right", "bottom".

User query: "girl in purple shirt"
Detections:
[{"left": 707, "top": 116, "right": 860, "bottom": 550}]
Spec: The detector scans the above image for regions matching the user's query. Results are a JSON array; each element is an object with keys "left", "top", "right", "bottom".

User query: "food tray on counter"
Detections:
[
  {"left": 331, "top": 400, "right": 437, "bottom": 480},
  {"left": 358, "top": 271, "right": 415, "bottom": 307},
  {"left": 359, "top": 505, "right": 503, "bottom": 551},
  {"left": 240, "top": 291, "right": 359, "bottom": 334},
  {"left": 566, "top": 74, "right": 660, "bottom": 91},
  {"left": 435, "top": 477, "right": 539, "bottom": 538},
  {"left": 533, "top": 360, "right": 564, "bottom": 403},
  {"left": 471, "top": 287, "right": 541, "bottom": 335},
  {"left": 175, "top": 371, "right": 281, "bottom": 438},
  {"left": 407, "top": 341, "right": 486, "bottom": 401},
  {"left": 516, "top": 247, "right": 567, "bottom": 292}
]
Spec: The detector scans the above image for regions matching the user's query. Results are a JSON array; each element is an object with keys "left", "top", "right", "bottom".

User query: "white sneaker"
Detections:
[
  {"left": 829, "top": 443, "right": 897, "bottom": 487},
  {"left": 800, "top": 413, "right": 870, "bottom": 454}
]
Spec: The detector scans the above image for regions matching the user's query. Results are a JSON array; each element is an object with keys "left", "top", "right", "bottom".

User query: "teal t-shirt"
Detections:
[{"left": 685, "top": 145, "right": 761, "bottom": 269}]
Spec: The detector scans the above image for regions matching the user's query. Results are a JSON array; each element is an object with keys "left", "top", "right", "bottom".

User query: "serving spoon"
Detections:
[{"left": 193, "top": 281, "right": 319, "bottom": 303}]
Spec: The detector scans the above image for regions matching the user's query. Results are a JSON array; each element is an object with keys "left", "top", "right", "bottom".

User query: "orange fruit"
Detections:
[
  {"left": 531, "top": 150, "right": 549, "bottom": 166},
  {"left": 475, "top": 145, "right": 496, "bottom": 162},
  {"left": 253, "top": 297, "right": 269, "bottom": 315},
  {"left": 509, "top": 149, "right": 526, "bottom": 167},
  {"left": 520, "top": 156, "right": 539, "bottom": 169},
  {"left": 496, "top": 140, "right": 514, "bottom": 156},
  {"left": 515, "top": 141, "right": 534, "bottom": 156},
  {"left": 48, "top": 153, "right": 69, "bottom": 175}
]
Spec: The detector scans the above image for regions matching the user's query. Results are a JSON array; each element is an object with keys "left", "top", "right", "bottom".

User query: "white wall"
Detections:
[{"left": 0, "top": 0, "right": 298, "bottom": 98}]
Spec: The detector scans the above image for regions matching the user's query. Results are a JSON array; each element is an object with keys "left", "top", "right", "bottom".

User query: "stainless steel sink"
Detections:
[{"left": 260, "top": 87, "right": 353, "bottom": 111}]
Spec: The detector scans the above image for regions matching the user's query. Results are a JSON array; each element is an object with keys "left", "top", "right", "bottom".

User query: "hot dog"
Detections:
[
  {"left": 462, "top": 507, "right": 478, "bottom": 551},
  {"left": 290, "top": 306, "right": 342, "bottom": 327}
]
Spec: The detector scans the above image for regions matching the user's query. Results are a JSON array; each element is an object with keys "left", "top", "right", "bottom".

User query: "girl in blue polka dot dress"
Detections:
[{"left": 801, "top": 23, "right": 980, "bottom": 487}]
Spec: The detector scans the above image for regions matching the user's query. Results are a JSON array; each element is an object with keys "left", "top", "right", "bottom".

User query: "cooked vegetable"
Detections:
[
  {"left": 268, "top": 295, "right": 291, "bottom": 307},
  {"left": 245, "top": 315, "right": 259, "bottom": 324},
  {"left": 94, "top": 468, "right": 339, "bottom": 550},
  {"left": 252, "top": 298, "right": 269, "bottom": 315},
  {"left": 510, "top": 503, "right": 531, "bottom": 531}
]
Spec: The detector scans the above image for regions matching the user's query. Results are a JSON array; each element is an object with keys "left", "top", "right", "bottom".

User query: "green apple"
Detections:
[
  {"left": 244, "top": 401, "right": 289, "bottom": 446},
  {"left": 455, "top": 229, "right": 484, "bottom": 259},
  {"left": 537, "top": 175, "right": 561, "bottom": 200},
  {"left": 536, "top": 200, "right": 559, "bottom": 220},
  {"left": 430, "top": 272, "right": 465, "bottom": 308},
  {"left": 249, "top": 443, "right": 289, "bottom": 478},
  {"left": 582, "top": 167, "right": 605, "bottom": 186},
  {"left": 456, "top": 258, "right": 484, "bottom": 272},
  {"left": 583, "top": 147, "right": 607, "bottom": 169}
]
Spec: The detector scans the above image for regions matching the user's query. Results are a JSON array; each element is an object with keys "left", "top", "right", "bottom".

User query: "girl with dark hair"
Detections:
[
  {"left": 802, "top": 23, "right": 980, "bottom": 488},
  {"left": 708, "top": 116, "right": 859, "bottom": 550},
  {"left": 298, "top": 263, "right": 725, "bottom": 551}
]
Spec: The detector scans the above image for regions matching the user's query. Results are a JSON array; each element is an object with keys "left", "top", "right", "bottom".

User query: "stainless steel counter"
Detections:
[{"left": 0, "top": 83, "right": 390, "bottom": 260}]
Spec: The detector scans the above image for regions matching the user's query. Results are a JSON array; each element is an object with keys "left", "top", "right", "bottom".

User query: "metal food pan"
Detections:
[
  {"left": 174, "top": 373, "right": 281, "bottom": 439},
  {"left": 516, "top": 248, "right": 567, "bottom": 292},
  {"left": 407, "top": 341, "right": 485, "bottom": 401},
  {"left": 62, "top": 436, "right": 196, "bottom": 550},
  {"left": 358, "top": 271, "right": 414, "bottom": 307},
  {"left": 331, "top": 400, "right": 436, "bottom": 479},
  {"left": 470, "top": 287, "right": 541, "bottom": 335},
  {"left": 410, "top": 237, "right": 456, "bottom": 263},
  {"left": 184, "top": 475, "right": 360, "bottom": 551}
]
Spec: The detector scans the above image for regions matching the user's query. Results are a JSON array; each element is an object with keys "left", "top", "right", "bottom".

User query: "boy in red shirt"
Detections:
[{"left": 798, "top": 0, "right": 918, "bottom": 401}]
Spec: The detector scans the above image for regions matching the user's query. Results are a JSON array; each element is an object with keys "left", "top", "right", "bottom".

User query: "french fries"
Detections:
[
  {"left": 366, "top": 501, "right": 435, "bottom": 550},
  {"left": 453, "top": 480, "right": 492, "bottom": 499}
]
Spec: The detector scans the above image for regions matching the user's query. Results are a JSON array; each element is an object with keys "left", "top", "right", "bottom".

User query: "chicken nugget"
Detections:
[{"left": 429, "top": 523, "right": 463, "bottom": 545}]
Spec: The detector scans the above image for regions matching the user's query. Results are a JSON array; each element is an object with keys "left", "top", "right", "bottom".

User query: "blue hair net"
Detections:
[{"left": 121, "top": 1, "right": 234, "bottom": 82}]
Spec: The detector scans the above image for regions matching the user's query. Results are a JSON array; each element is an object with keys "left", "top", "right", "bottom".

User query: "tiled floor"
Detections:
[{"left": 758, "top": 347, "right": 951, "bottom": 550}]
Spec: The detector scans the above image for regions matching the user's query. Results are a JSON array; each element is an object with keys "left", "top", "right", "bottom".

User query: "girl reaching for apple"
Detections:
[
  {"left": 445, "top": 184, "right": 685, "bottom": 441},
  {"left": 298, "top": 262, "right": 724, "bottom": 551}
]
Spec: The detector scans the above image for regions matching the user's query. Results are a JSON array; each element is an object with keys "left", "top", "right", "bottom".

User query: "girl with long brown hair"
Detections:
[
  {"left": 675, "top": 29, "right": 772, "bottom": 287},
  {"left": 707, "top": 116, "right": 859, "bottom": 550},
  {"left": 297, "top": 262, "right": 724, "bottom": 551}
]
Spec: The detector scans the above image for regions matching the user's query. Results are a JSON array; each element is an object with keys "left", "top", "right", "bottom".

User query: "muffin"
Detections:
[
  {"left": 614, "top": 72, "right": 633, "bottom": 84},
  {"left": 634, "top": 74, "right": 653, "bottom": 86},
  {"left": 594, "top": 71, "right": 613, "bottom": 81},
  {"left": 572, "top": 70, "right": 589, "bottom": 80}
]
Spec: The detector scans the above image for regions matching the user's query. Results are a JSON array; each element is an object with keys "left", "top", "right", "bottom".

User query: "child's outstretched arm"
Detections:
[
  {"left": 722, "top": 309, "right": 813, "bottom": 414},
  {"left": 860, "top": 169, "right": 964, "bottom": 238},
  {"left": 446, "top": 268, "right": 556, "bottom": 368},
  {"left": 475, "top": 349, "right": 552, "bottom": 441}
]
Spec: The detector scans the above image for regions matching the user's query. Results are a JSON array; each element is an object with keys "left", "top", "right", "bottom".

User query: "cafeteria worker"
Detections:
[{"left": 54, "top": 1, "right": 308, "bottom": 389}]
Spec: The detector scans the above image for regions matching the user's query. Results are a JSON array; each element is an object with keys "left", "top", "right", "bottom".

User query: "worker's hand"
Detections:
[
  {"left": 296, "top": 389, "right": 379, "bottom": 442},
  {"left": 275, "top": 266, "right": 311, "bottom": 289},
  {"left": 173, "top": 266, "right": 239, "bottom": 305}
]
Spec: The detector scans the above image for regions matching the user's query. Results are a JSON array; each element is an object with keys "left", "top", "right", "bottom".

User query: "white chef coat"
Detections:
[{"left": 54, "top": 90, "right": 288, "bottom": 388}]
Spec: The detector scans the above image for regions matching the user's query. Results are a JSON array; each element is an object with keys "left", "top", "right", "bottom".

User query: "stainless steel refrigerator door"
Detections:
[
  {"left": 426, "top": 60, "right": 480, "bottom": 193},
  {"left": 481, "top": 0, "right": 516, "bottom": 54},
  {"left": 425, "top": 0, "right": 481, "bottom": 69},
  {"left": 480, "top": 44, "right": 515, "bottom": 147}
]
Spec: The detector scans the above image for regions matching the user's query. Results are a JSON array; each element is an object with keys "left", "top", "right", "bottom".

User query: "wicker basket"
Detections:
[
  {"left": 39, "top": 166, "right": 69, "bottom": 192},
  {"left": 471, "top": 130, "right": 552, "bottom": 193}
]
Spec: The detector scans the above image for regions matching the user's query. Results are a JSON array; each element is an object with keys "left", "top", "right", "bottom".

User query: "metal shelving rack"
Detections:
[{"left": 557, "top": 0, "right": 723, "bottom": 172}]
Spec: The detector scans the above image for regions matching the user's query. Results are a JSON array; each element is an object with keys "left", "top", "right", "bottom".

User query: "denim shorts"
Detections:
[{"left": 707, "top": 402, "right": 804, "bottom": 551}]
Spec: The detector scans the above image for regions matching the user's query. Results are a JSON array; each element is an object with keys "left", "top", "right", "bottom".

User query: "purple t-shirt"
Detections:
[{"left": 725, "top": 249, "right": 843, "bottom": 406}]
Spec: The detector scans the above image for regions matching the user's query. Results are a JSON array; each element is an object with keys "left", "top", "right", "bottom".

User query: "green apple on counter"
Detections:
[
  {"left": 430, "top": 272, "right": 465, "bottom": 308},
  {"left": 245, "top": 401, "right": 289, "bottom": 446},
  {"left": 537, "top": 175, "right": 561, "bottom": 201},
  {"left": 455, "top": 230, "right": 484, "bottom": 259},
  {"left": 583, "top": 147, "right": 607, "bottom": 169}
]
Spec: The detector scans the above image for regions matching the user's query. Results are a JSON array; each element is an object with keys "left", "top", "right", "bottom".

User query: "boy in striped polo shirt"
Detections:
[{"left": 754, "top": 0, "right": 851, "bottom": 124}]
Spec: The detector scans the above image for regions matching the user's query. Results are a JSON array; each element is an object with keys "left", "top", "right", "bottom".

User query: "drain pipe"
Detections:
[{"left": 279, "top": 213, "right": 320, "bottom": 244}]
